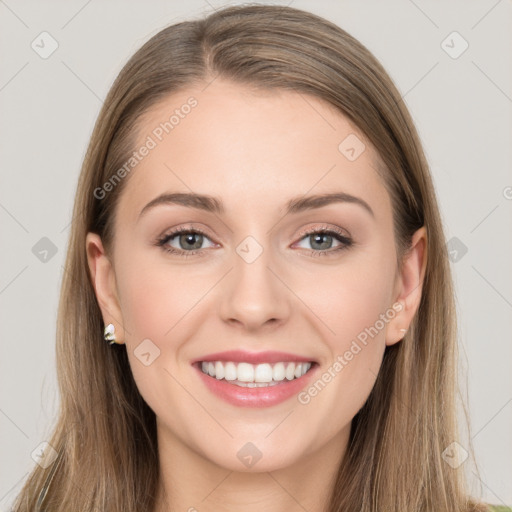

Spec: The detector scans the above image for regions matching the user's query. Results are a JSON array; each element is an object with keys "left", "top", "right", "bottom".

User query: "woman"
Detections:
[{"left": 12, "top": 4, "right": 509, "bottom": 512}]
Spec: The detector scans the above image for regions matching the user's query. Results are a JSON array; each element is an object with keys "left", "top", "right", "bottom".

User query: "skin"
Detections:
[{"left": 86, "top": 79, "right": 427, "bottom": 512}]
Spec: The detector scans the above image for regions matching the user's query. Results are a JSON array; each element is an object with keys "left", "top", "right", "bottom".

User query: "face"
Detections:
[{"left": 87, "top": 79, "right": 426, "bottom": 473}]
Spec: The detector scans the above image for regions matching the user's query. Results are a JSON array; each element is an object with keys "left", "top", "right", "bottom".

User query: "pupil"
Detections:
[
  {"left": 312, "top": 234, "right": 332, "bottom": 250},
  {"left": 181, "top": 233, "right": 203, "bottom": 250}
]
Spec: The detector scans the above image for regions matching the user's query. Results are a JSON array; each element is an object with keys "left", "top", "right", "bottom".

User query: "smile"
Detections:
[{"left": 200, "top": 361, "right": 313, "bottom": 387}]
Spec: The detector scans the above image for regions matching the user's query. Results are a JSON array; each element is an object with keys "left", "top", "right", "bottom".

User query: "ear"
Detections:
[
  {"left": 85, "top": 232, "right": 125, "bottom": 345},
  {"left": 386, "top": 226, "right": 427, "bottom": 346}
]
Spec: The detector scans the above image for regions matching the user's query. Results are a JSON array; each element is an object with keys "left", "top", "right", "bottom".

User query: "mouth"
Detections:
[
  {"left": 191, "top": 351, "right": 318, "bottom": 407},
  {"left": 197, "top": 360, "right": 315, "bottom": 387}
]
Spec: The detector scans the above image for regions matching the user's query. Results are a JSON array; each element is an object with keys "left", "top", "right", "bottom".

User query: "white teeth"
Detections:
[
  {"left": 237, "top": 362, "right": 254, "bottom": 382},
  {"left": 285, "top": 362, "right": 295, "bottom": 380},
  {"left": 273, "top": 362, "right": 285, "bottom": 381},
  {"left": 254, "top": 363, "right": 273, "bottom": 383},
  {"left": 215, "top": 361, "right": 225, "bottom": 380},
  {"left": 199, "top": 360, "right": 313, "bottom": 384},
  {"left": 224, "top": 362, "right": 237, "bottom": 381}
]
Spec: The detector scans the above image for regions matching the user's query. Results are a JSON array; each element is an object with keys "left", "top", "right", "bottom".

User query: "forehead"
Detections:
[{"left": 116, "top": 79, "right": 391, "bottom": 223}]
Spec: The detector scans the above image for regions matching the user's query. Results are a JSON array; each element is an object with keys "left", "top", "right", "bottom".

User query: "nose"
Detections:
[{"left": 218, "top": 244, "right": 291, "bottom": 332}]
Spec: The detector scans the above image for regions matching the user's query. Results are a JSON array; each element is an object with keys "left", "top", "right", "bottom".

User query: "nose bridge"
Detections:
[{"left": 218, "top": 233, "right": 291, "bottom": 329}]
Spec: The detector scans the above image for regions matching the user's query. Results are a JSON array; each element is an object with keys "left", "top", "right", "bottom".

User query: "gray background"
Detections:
[{"left": 1, "top": 0, "right": 511, "bottom": 508}]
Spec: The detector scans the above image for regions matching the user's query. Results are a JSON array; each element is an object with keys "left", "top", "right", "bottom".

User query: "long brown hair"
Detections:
[{"left": 12, "top": 5, "right": 490, "bottom": 511}]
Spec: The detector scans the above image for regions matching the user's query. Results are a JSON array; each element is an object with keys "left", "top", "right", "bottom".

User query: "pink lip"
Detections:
[
  {"left": 193, "top": 362, "right": 318, "bottom": 408},
  {"left": 191, "top": 350, "right": 316, "bottom": 365}
]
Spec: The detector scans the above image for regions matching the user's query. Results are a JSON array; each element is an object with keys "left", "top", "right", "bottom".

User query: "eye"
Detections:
[
  {"left": 156, "top": 227, "right": 216, "bottom": 257},
  {"left": 293, "top": 226, "right": 353, "bottom": 255}
]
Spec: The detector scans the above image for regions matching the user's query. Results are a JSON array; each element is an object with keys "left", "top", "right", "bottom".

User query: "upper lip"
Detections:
[{"left": 192, "top": 350, "right": 316, "bottom": 365}]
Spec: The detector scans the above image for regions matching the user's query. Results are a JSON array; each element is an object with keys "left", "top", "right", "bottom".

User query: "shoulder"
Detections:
[{"left": 488, "top": 506, "right": 512, "bottom": 512}]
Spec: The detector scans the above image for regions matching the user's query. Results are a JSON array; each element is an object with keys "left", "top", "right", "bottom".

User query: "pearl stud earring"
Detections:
[{"left": 103, "top": 323, "right": 116, "bottom": 345}]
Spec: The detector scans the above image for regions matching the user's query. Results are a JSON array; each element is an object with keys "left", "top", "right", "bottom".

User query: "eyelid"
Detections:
[
  {"left": 157, "top": 223, "right": 215, "bottom": 241},
  {"left": 294, "top": 223, "right": 350, "bottom": 238}
]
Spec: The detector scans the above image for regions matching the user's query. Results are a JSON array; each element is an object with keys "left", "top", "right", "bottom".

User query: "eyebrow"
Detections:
[{"left": 138, "top": 191, "right": 374, "bottom": 219}]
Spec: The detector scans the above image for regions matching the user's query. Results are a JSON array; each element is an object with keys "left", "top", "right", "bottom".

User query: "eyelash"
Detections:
[{"left": 155, "top": 225, "right": 353, "bottom": 258}]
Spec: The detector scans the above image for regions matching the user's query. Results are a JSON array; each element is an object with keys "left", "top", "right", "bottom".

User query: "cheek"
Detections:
[
  {"left": 115, "top": 249, "right": 215, "bottom": 345},
  {"left": 292, "top": 248, "right": 396, "bottom": 425},
  {"left": 113, "top": 249, "right": 225, "bottom": 408},
  {"left": 114, "top": 253, "right": 211, "bottom": 425},
  {"left": 301, "top": 248, "right": 396, "bottom": 351}
]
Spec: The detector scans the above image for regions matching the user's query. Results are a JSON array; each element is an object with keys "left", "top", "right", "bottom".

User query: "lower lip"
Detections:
[{"left": 194, "top": 364, "right": 317, "bottom": 408}]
